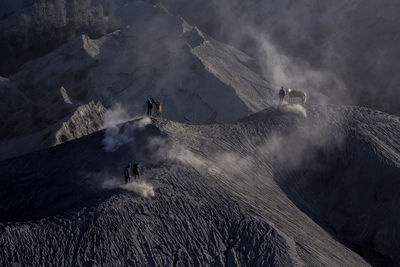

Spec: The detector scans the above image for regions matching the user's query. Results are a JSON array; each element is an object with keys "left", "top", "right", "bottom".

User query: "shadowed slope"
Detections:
[{"left": 2, "top": 104, "right": 399, "bottom": 265}]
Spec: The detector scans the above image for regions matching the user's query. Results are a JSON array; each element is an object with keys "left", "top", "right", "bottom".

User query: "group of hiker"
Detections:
[
  {"left": 145, "top": 87, "right": 305, "bottom": 119},
  {"left": 122, "top": 96, "right": 162, "bottom": 183},
  {"left": 146, "top": 86, "right": 305, "bottom": 118},
  {"left": 124, "top": 90, "right": 304, "bottom": 182},
  {"left": 146, "top": 96, "right": 162, "bottom": 117},
  {"left": 124, "top": 162, "right": 140, "bottom": 184}
]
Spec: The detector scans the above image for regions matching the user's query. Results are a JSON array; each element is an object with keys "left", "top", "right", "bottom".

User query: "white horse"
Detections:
[{"left": 287, "top": 88, "right": 307, "bottom": 105}]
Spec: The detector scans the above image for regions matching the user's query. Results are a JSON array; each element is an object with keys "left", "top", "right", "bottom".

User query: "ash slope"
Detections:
[
  {"left": 1, "top": 105, "right": 399, "bottom": 266},
  {"left": 0, "top": 0, "right": 272, "bottom": 161},
  {"left": 161, "top": 0, "right": 400, "bottom": 115}
]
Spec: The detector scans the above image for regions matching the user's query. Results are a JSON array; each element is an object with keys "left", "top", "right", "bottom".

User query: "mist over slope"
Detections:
[
  {"left": 4, "top": 105, "right": 399, "bottom": 265},
  {"left": 2, "top": 0, "right": 400, "bottom": 115},
  {"left": 2, "top": 0, "right": 400, "bottom": 161},
  {"left": 158, "top": 0, "right": 400, "bottom": 115},
  {"left": 0, "top": 1, "right": 272, "bottom": 160}
]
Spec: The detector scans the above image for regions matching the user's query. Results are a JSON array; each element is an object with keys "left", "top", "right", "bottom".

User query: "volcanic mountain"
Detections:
[
  {"left": 1, "top": 105, "right": 399, "bottom": 266},
  {"left": 1, "top": 1, "right": 399, "bottom": 266}
]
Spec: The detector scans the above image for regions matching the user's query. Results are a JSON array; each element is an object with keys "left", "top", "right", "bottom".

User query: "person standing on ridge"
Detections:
[
  {"left": 279, "top": 87, "right": 286, "bottom": 106},
  {"left": 146, "top": 96, "right": 155, "bottom": 116},
  {"left": 131, "top": 162, "right": 140, "bottom": 179},
  {"left": 124, "top": 164, "right": 131, "bottom": 184}
]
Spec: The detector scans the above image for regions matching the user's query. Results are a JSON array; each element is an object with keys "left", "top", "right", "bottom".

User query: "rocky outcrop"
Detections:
[
  {"left": 0, "top": 101, "right": 106, "bottom": 161},
  {"left": 55, "top": 101, "right": 106, "bottom": 144}
]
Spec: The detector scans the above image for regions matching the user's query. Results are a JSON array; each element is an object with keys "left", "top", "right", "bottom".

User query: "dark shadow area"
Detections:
[
  {"left": 0, "top": 0, "right": 119, "bottom": 77},
  {"left": 274, "top": 135, "right": 400, "bottom": 266},
  {"left": 0, "top": 118, "right": 170, "bottom": 222}
]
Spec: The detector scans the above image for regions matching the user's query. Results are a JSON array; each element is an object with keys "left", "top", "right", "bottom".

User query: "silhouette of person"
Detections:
[
  {"left": 279, "top": 87, "right": 286, "bottom": 105},
  {"left": 131, "top": 162, "right": 140, "bottom": 179},
  {"left": 146, "top": 97, "right": 155, "bottom": 116},
  {"left": 124, "top": 164, "right": 131, "bottom": 184}
]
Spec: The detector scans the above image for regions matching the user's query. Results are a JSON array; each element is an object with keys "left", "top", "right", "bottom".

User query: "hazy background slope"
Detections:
[
  {"left": 159, "top": 0, "right": 400, "bottom": 115},
  {"left": 2, "top": 0, "right": 400, "bottom": 160},
  {"left": 2, "top": 0, "right": 400, "bottom": 115},
  {"left": 0, "top": 1, "right": 273, "bottom": 160}
]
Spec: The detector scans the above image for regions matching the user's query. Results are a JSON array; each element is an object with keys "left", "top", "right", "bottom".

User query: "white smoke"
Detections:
[
  {"left": 101, "top": 104, "right": 152, "bottom": 152},
  {"left": 254, "top": 32, "right": 348, "bottom": 105},
  {"left": 211, "top": 152, "right": 255, "bottom": 179},
  {"left": 136, "top": 116, "right": 152, "bottom": 128},
  {"left": 172, "top": 146, "right": 210, "bottom": 171},
  {"left": 100, "top": 176, "right": 155, "bottom": 198},
  {"left": 122, "top": 181, "right": 155, "bottom": 198},
  {"left": 102, "top": 126, "right": 134, "bottom": 152},
  {"left": 161, "top": 116, "right": 344, "bottom": 185},
  {"left": 168, "top": 145, "right": 255, "bottom": 179},
  {"left": 101, "top": 177, "right": 121, "bottom": 189},
  {"left": 281, "top": 104, "right": 308, "bottom": 118},
  {"left": 194, "top": 1, "right": 352, "bottom": 107},
  {"left": 102, "top": 103, "right": 130, "bottom": 128}
]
